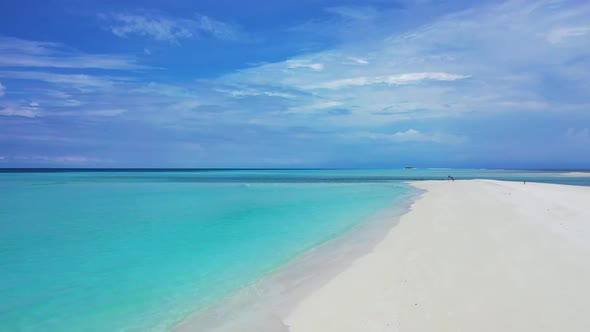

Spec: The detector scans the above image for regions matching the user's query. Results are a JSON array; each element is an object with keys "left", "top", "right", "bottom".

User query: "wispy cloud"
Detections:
[
  {"left": 217, "top": 0, "right": 590, "bottom": 127},
  {"left": 287, "top": 101, "right": 343, "bottom": 114},
  {"left": 305, "top": 72, "right": 469, "bottom": 89},
  {"left": 285, "top": 60, "right": 324, "bottom": 71},
  {"left": 547, "top": 26, "right": 590, "bottom": 44},
  {"left": 0, "top": 99, "right": 40, "bottom": 118},
  {"left": 2, "top": 0, "right": 590, "bottom": 167},
  {"left": 349, "top": 57, "right": 369, "bottom": 65},
  {"left": 50, "top": 109, "right": 128, "bottom": 117},
  {"left": 0, "top": 70, "right": 126, "bottom": 89},
  {"left": 84, "top": 109, "right": 127, "bottom": 117},
  {"left": 218, "top": 87, "right": 296, "bottom": 99},
  {"left": 0, "top": 133, "right": 76, "bottom": 142},
  {"left": 0, "top": 106, "right": 38, "bottom": 118},
  {"left": 0, "top": 82, "right": 5, "bottom": 97},
  {"left": 325, "top": 6, "right": 379, "bottom": 21},
  {"left": 99, "top": 12, "right": 241, "bottom": 43},
  {"left": 0, "top": 107, "right": 128, "bottom": 118},
  {"left": 0, "top": 36, "right": 144, "bottom": 70},
  {"left": 355, "top": 129, "right": 467, "bottom": 144},
  {"left": 2, "top": 155, "right": 111, "bottom": 164}
]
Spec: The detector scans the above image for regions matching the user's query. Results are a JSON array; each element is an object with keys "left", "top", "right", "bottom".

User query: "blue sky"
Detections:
[{"left": 0, "top": 0, "right": 589, "bottom": 168}]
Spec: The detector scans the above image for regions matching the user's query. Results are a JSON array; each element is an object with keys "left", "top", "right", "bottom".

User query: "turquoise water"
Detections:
[
  {"left": 1, "top": 169, "right": 589, "bottom": 331},
  {"left": 0, "top": 171, "right": 412, "bottom": 331}
]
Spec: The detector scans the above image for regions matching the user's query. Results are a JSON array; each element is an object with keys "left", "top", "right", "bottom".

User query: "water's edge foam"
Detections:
[{"left": 173, "top": 183, "right": 425, "bottom": 331}]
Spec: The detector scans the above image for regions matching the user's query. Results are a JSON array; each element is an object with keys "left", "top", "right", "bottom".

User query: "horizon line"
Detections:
[{"left": 1, "top": 167, "right": 589, "bottom": 172}]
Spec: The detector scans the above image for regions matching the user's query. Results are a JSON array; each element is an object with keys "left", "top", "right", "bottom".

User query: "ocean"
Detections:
[{"left": 1, "top": 169, "right": 589, "bottom": 331}]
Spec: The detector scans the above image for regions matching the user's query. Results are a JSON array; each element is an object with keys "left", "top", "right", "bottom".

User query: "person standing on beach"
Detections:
[{"left": 448, "top": 175, "right": 455, "bottom": 181}]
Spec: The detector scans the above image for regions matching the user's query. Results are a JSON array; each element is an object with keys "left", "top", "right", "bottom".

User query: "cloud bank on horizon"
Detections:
[{"left": 0, "top": 0, "right": 589, "bottom": 168}]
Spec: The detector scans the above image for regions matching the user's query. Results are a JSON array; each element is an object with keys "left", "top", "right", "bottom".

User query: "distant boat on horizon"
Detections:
[{"left": 404, "top": 166, "right": 415, "bottom": 169}]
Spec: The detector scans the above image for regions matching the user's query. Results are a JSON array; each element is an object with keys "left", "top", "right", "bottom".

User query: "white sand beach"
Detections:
[{"left": 285, "top": 180, "right": 590, "bottom": 332}]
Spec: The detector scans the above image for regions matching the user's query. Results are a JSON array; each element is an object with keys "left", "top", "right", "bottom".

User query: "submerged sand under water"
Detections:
[{"left": 173, "top": 186, "right": 420, "bottom": 331}]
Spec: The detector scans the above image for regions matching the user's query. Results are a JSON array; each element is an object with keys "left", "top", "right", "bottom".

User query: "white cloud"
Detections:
[
  {"left": 306, "top": 77, "right": 369, "bottom": 89},
  {"left": 90, "top": 109, "right": 127, "bottom": 116},
  {"left": 220, "top": 88, "right": 296, "bottom": 99},
  {"left": 383, "top": 72, "right": 469, "bottom": 84},
  {"left": 43, "top": 90, "right": 71, "bottom": 99},
  {"left": 391, "top": 129, "right": 426, "bottom": 141},
  {"left": 62, "top": 99, "right": 83, "bottom": 107},
  {"left": 0, "top": 82, "right": 4, "bottom": 97},
  {"left": 287, "top": 101, "right": 343, "bottom": 114},
  {"left": 357, "top": 129, "right": 467, "bottom": 144},
  {"left": 325, "top": 6, "right": 378, "bottom": 21},
  {"left": 0, "top": 38, "right": 60, "bottom": 55},
  {"left": 0, "top": 97, "right": 126, "bottom": 118},
  {"left": 215, "top": 0, "right": 590, "bottom": 129},
  {"left": 547, "top": 26, "right": 590, "bottom": 44},
  {"left": 0, "top": 106, "right": 38, "bottom": 118},
  {"left": 104, "top": 13, "right": 192, "bottom": 42},
  {"left": 100, "top": 12, "right": 240, "bottom": 43},
  {"left": 286, "top": 60, "right": 324, "bottom": 71},
  {"left": 39, "top": 109, "right": 127, "bottom": 117},
  {"left": 496, "top": 100, "right": 549, "bottom": 110},
  {"left": 305, "top": 72, "right": 469, "bottom": 89},
  {"left": 349, "top": 57, "right": 369, "bottom": 65},
  {"left": 197, "top": 15, "right": 240, "bottom": 40},
  {"left": 0, "top": 36, "right": 144, "bottom": 70},
  {"left": 0, "top": 98, "right": 41, "bottom": 118},
  {"left": 9, "top": 155, "right": 111, "bottom": 164},
  {"left": 0, "top": 70, "right": 126, "bottom": 89},
  {"left": 2, "top": 0, "right": 588, "bottom": 151},
  {"left": 0, "top": 134, "right": 76, "bottom": 142}
]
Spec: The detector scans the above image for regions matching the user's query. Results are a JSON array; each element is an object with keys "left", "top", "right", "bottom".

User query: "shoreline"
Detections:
[
  {"left": 286, "top": 180, "right": 590, "bottom": 331},
  {"left": 173, "top": 183, "right": 421, "bottom": 331},
  {"left": 174, "top": 179, "right": 590, "bottom": 331}
]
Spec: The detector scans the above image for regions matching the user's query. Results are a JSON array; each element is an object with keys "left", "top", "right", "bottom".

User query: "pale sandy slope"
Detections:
[{"left": 285, "top": 180, "right": 590, "bottom": 332}]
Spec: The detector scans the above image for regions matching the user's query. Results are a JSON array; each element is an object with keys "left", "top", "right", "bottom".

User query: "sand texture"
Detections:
[{"left": 285, "top": 180, "right": 590, "bottom": 332}]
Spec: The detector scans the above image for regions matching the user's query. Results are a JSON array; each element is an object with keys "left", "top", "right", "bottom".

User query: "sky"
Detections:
[{"left": 0, "top": 0, "right": 589, "bottom": 168}]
